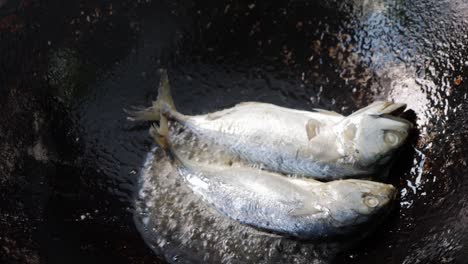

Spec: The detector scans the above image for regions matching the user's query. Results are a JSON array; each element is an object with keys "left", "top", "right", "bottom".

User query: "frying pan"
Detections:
[{"left": 1, "top": 0, "right": 467, "bottom": 263}]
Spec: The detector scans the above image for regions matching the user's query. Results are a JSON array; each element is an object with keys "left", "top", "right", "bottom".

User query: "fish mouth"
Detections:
[
  {"left": 369, "top": 113, "right": 414, "bottom": 128},
  {"left": 377, "top": 101, "right": 407, "bottom": 116},
  {"left": 361, "top": 101, "right": 413, "bottom": 128},
  {"left": 348, "top": 101, "right": 406, "bottom": 118}
]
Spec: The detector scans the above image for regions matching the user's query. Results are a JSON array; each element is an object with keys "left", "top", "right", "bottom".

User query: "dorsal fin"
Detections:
[
  {"left": 312, "top": 108, "right": 343, "bottom": 117},
  {"left": 236, "top": 101, "right": 260, "bottom": 107},
  {"left": 306, "top": 119, "right": 321, "bottom": 140}
]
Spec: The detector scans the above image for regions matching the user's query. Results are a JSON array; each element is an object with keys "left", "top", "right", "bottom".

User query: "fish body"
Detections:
[
  {"left": 128, "top": 70, "right": 412, "bottom": 180},
  {"left": 166, "top": 116, "right": 356, "bottom": 178},
  {"left": 172, "top": 151, "right": 396, "bottom": 239}
]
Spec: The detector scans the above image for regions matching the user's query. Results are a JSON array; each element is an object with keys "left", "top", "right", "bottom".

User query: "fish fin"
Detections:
[
  {"left": 312, "top": 108, "right": 343, "bottom": 117},
  {"left": 236, "top": 101, "right": 261, "bottom": 106},
  {"left": 149, "top": 120, "right": 169, "bottom": 150},
  {"left": 125, "top": 68, "right": 176, "bottom": 122},
  {"left": 289, "top": 204, "right": 323, "bottom": 217},
  {"left": 306, "top": 119, "right": 321, "bottom": 140},
  {"left": 124, "top": 105, "right": 160, "bottom": 121},
  {"left": 150, "top": 120, "right": 191, "bottom": 167},
  {"left": 156, "top": 68, "right": 176, "bottom": 110}
]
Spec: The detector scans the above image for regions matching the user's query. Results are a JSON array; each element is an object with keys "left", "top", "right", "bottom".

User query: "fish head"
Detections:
[
  {"left": 338, "top": 102, "right": 412, "bottom": 168},
  {"left": 323, "top": 180, "right": 396, "bottom": 226}
]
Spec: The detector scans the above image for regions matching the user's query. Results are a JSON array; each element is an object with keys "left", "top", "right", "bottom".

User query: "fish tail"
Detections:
[
  {"left": 155, "top": 68, "right": 176, "bottom": 113},
  {"left": 149, "top": 117, "right": 169, "bottom": 150},
  {"left": 149, "top": 119, "right": 188, "bottom": 169},
  {"left": 125, "top": 68, "right": 177, "bottom": 122},
  {"left": 148, "top": 105, "right": 179, "bottom": 166}
]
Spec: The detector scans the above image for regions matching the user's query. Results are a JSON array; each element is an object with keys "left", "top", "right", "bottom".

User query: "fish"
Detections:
[
  {"left": 127, "top": 69, "right": 412, "bottom": 180},
  {"left": 147, "top": 122, "right": 396, "bottom": 240}
]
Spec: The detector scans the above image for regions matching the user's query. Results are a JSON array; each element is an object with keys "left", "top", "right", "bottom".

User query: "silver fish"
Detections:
[
  {"left": 152, "top": 129, "right": 396, "bottom": 239},
  {"left": 128, "top": 69, "right": 412, "bottom": 180}
]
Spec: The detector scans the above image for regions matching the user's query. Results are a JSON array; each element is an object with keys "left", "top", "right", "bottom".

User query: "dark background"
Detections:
[{"left": 1, "top": 0, "right": 468, "bottom": 263}]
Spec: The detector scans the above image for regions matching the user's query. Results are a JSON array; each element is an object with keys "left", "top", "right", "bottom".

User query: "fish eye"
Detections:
[
  {"left": 384, "top": 131, "right": 400, "bottom": 146},
  {"left": 364, "top": 196, "right": 379, "bottom": 207}
]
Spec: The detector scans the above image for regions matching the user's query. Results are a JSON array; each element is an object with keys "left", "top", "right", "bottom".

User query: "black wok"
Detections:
[{"left": 1, "top": 0, "right": 468, "bottom": 263}]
